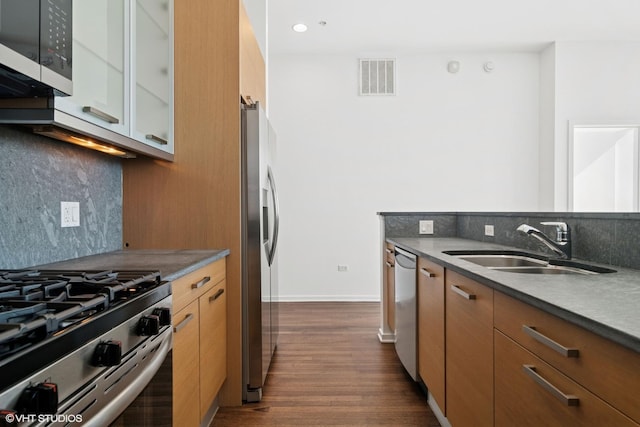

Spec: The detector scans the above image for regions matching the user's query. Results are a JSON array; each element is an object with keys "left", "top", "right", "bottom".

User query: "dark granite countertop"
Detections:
[
  {"left": 37, "top": 249, "right": 230, "bottom": 282},
  {"left": 388, "top": 237, "right": 640, "bottom": 353}
]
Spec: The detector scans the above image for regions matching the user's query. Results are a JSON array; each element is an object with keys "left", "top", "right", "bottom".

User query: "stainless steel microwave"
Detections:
[{"left": 0, "top": 0, "right": 72, "bottom": 98}]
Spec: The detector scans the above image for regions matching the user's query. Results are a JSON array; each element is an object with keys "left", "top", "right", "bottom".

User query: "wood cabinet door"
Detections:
[
  {"left": 172, "top": 300, "right": 200, "bottom": 427},
  {"left": 199, "top": 280, "right": 228, "bottom": 418},
  {"left": 495, "top": 330, "right": 638, "bottom": 427},
  {"left": 385, "top": 247, "right": 396, "bottom": 332},
  {"left": 417, "top": 257, "right": 445, "bottom": 413},
  {"left": 445, "top": 270, "right": 494, "bottom": 427}
]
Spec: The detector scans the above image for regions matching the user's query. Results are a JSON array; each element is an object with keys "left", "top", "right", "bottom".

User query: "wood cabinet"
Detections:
[
  {"left": 495, "top": 331, "right": 637, "bottom": 427},
  {"left": 123, "top": 0, "right": 264, "bottom": 406},
  {"left": 172, "top": 299, "right": 200, "bottom": 427},
  {"left": 199, "top": 280, "right": 227, "bottom": 417},
  {"left": 417, "top": 257, "right": 445, "bottom": 413},
  {"left": 445, "top": 270, "right": 493, "bottom": 427},
  {"left": 494, "top": 292, "right": 640, "bottom": 426},
  {"left": 172, "top": 258, "right": 227, "bottom": 426},
  {"left": 408, "top": 251, "right": 639, "bottom": 426},
  {"left": 384, "top": 243, "right": 395, "bottom": 332}
]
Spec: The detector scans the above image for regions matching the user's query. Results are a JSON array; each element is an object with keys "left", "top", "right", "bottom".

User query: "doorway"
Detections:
[{"left": 569, "top": 124, "right": 640, "bottom": 212}]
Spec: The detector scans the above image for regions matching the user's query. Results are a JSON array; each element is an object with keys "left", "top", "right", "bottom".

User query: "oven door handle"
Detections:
[{"left": 173, "top": 313, "right": 194, "bottom": 333}]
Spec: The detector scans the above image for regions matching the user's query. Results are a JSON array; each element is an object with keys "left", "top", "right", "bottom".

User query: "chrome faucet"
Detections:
[{"left": 516, "top": 222, "right": 572, "bottom": 259}]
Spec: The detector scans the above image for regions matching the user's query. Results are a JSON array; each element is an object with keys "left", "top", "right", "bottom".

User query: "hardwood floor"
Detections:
[{"left": 211, "top": 302, "right": 441, "bottom": 426}]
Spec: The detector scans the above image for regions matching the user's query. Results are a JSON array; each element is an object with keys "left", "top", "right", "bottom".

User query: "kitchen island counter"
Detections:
[{"left": 388, "top": 237, "right": 640, "bottom": 353}]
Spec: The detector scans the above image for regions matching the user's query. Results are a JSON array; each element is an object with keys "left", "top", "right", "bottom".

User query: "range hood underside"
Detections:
[{"left": 0, "top": 100, "right": 173, "bottom": 161}]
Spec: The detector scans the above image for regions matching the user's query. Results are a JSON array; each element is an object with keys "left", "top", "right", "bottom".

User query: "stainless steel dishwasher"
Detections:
[{"left": 394, "top": 247, "right": 418, "bottom": 380}]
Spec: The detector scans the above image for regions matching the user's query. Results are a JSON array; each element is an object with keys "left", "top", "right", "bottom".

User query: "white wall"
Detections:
[
  {"left": 242, "top": 0, "right": 267, "bottom": 58},
  {"left": 552, "top": 42, "right": 640, "bottom": 210},
  {"left": 538, "top": 44, "right": 556, "bottom": 210},
  {"left": 268, "top": 52, "right": 541, "bottom": 301}
]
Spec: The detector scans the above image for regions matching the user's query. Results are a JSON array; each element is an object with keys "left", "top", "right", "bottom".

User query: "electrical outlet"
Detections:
[
  {"left": 419, "top": 220, "right": 434, "bottom": 234},
  {"left": 61, "top": 202, "right": 80, "bottom": 227},
  {"left": 484, "top": 224, "right": 494, "bottom": 236},
  {"left": 337, "top": 265, "right": 348, "bottom": 272}
]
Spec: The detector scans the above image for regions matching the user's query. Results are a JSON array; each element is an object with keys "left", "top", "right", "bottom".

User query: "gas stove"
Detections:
[{"left": 0, "top": 269, "right": 172, "bottom": 426}]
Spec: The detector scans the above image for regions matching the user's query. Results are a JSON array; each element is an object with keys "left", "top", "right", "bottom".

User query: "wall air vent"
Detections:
[{"left": 359, "top": 58, "right": 395, "bottom": 96}]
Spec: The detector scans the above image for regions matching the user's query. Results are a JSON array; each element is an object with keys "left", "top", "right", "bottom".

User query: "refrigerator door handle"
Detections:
[{"left": 267, "top": 166, "right": 280, "bottom": 266}]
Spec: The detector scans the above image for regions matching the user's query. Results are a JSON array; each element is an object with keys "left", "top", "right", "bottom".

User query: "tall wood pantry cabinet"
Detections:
[{"left": 122, "top": 0, "right": 266, "bottom": 411}]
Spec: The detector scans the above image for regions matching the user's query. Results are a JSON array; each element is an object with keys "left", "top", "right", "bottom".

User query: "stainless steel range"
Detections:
[{"left": 0, "top": 269, "right": 172, "bottom": 426}]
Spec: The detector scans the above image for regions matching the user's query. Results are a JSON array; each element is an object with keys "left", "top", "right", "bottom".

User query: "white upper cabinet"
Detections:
[
  {"left": 56, "top": 0, "right": 173, "bottom": 156},
  {"left": 56, "top": 0, "right": 128, "bottom": 134},
  {"left": 133, "top": 0, "right": 173, "bottom": 152}
]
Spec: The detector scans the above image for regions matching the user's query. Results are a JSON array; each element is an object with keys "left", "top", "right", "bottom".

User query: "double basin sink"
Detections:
[{"left": 444, "top": 250, "right": 616, "bottom": 275}]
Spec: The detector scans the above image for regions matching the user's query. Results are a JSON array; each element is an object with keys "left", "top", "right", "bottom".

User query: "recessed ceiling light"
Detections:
[{"left": 292, "top": 23, "right": 308, "bottom": 33}]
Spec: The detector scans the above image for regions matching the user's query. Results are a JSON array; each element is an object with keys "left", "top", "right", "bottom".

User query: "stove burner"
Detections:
[{"left": 0, "top": 269, "right": 163, "bottom": 360}]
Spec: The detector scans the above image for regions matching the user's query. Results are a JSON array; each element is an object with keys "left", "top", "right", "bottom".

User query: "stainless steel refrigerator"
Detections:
[{"left": 241, "top": 102, "right": 280, "bottom": 402}]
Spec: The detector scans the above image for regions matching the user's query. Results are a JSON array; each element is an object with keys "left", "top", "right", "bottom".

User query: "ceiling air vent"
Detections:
[{"left": 359, "top": 58, "right": 395, "bottom": 96}]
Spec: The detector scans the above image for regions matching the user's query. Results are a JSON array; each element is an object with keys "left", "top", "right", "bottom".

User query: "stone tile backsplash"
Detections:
[
  {"left": 383, "top": 213, "right": 457, "bottom": 238},
  {"left": 382, "top": 211, "right": 640, "bottom": 270},
  {"left": 0, "top": 127, "right": 122, "bottom": 268}
]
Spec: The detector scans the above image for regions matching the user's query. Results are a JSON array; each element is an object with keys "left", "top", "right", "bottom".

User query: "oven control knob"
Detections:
[
  {"left": 137, "top": 315, "right": 160, "bottom": 336},
  {"left": 152, "top": 307, "right": 171, "bottom": 326},
  {"left": 92, "top": 340, "right": 122, "bottom": 366},
  {"left": 16, "top": 382, "right": 58, "bottom": 415}
]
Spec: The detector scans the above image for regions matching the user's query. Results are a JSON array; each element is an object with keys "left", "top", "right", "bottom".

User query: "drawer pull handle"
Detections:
[
  {"left": 173, "top": 313, "right": 194, "bottom": 333},
  {"left": 385, "top": 261, "right": 394, "bottom": 268},
  {"left": 522, "top": 325, "right": 579, "bottom": 358},
  {"left": 450, "top": 284, "right": 476, "bottom": 300},
  {"left": 523, "top": 364, "right": 579, "bottom": 406},
  {"left": 385, "top": 248, "right": 394, "bottom": 254},
  {"left": 82, "top": 106, "right": 120, "bottom": 124},
  {"left": 192, "top": 276, "right": 211, "bottom": 289},
  {"left": 420, "top": 268, "right": 435, "bottom": 278},
  {"left": 209, "top": 288, "right": 225, "bottom": 302}
]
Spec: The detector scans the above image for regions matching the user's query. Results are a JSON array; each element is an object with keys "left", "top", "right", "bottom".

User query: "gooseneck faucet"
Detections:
[{"left": 516, "top": 222, "right": 572, "bottom": 259}]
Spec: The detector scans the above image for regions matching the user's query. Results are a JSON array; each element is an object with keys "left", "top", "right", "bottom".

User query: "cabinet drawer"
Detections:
[
  {"left": 495, "top": 330, "right": 637, "bottom": 427},
  {"left": 494, "top": 291, "right": 640, "bottom": 423},
  {"left": 172, "top": 259, "right": 225, "bottom": 313}
]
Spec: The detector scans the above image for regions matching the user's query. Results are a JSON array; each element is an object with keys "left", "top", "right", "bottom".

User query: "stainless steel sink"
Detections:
[
  {"left": 443, "top": 250, "right": 616, "bottom": 275},
  {"left": 455, "top": 254, "right": 546, "bottom": 268},
  {"left": 490, "top": 266, "right": 596, "bottom": 275}
]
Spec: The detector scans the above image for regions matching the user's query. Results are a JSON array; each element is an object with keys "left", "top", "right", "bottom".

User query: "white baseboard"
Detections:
[{"left": 274, "top": 295, "right": 380, "bottom": 302}]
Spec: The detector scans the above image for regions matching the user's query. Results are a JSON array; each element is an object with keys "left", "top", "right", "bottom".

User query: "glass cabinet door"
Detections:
[
  {"left": 133, "top": 0, "right": 173, "bottom": 153},
  {"left": 56, "top": 0, "right": 127, "bottom": 133}
]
